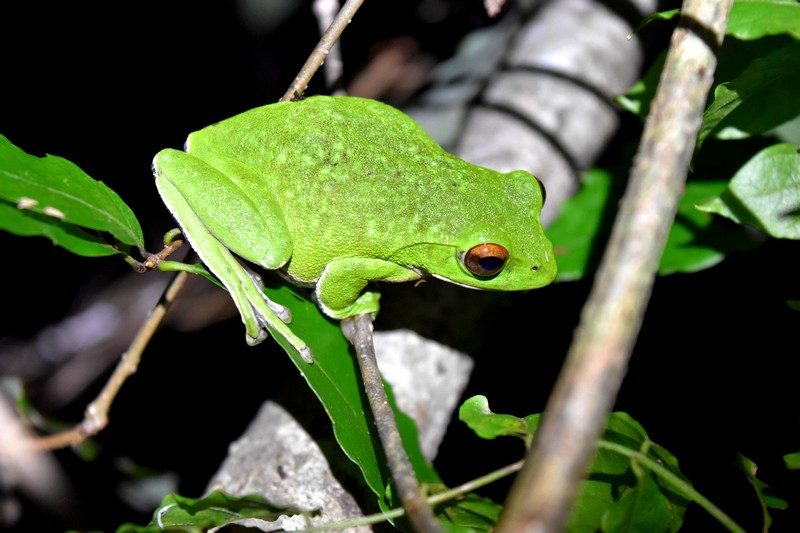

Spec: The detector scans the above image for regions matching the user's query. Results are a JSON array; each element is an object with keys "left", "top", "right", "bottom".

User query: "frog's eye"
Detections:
[
  {"left": 463, "top": 243, "right": 509, "bottom": 277},
  {"left": 535, "top": 176, "right": 547, "bottom": 205}
]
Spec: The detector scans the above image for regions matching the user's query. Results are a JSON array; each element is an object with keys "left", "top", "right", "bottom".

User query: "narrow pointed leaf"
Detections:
[
  {"left": 0, "top": 199, "right": 118, "bottom": 256},
  {"left": 736, "top": 454, "right": 788, "bottom": 532},
  {"left": 260, "top": 283, "right": 438, "bottom": 510},
  {"left": 0, "top": 134, "right": 143, "bottom": 248}
]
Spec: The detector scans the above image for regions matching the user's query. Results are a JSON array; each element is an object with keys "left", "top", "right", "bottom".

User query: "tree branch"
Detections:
[
  {"left": 495, "top": 1, "right": 733, "bottom": 531},
  {"left": 6, "top": 272, "right": 189, "bottom": 451},
  {"left": 281, "top": 0, "right": 366, "bottom": 101},
  {"left": 342, "top": 314, "right": 441, "bottom": 533}
]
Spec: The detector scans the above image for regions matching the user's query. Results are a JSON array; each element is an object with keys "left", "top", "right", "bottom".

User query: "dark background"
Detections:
[{"left": 1, "top": 1, "right": 798, "bottom": 531}]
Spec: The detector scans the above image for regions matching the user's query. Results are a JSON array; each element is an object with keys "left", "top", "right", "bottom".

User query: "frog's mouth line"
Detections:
[{"left": 430, "top": 273, "right": 483, "bottom": 290}]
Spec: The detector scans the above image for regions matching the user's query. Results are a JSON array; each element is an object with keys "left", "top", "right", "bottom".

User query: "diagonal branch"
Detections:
[
  {"left": 342, "top": 314, "right": 442, "bottom": 533},
  {"left": 4, "top": 271, "right": 189, "bottom": 451},
  {"left": 281, "top": 0, "right": 366, "bottom": 101},
  {"left": 495, "top": 1, "right": 734, "bottom": 531}
]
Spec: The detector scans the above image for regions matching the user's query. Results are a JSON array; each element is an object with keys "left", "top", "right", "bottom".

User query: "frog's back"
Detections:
[{"left": 188, "top": 96, "right": 538, "bottom": 276}]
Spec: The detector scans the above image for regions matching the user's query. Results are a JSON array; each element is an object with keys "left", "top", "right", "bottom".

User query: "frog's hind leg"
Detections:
[
  {"left": 153, "top": 148, "right": 292, "bottom": 270},
  {"left": 154, "top": 152, "right": 312, "bottom": 363}
]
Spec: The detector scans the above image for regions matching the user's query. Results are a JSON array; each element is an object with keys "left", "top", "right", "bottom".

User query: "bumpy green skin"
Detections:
[{"left": 153, "top": 96, "right": 556, "bottom": 362}]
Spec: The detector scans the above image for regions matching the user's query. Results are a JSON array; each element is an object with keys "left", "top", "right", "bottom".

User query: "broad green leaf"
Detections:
[
  {"left": 697, "top": 42, "right": 800, "bottom": 146},
  {"left": 600, "top": 476, "right": 682, "bottom": 533},
  {"left": 458, "top": 395, "right": 536, "bottom": 444},
  {"left": 783, "top": 450, "right": 800, "bottom": 468},
  {"left": 116, "top": 490, "right": 308, "bottom": 533},
  {"left": 628, "top": 0, "right": 800, "bottom": 41},
  {"left": 547, "top": 170, "right": 755, "bottom": 280},
  {"left": 727, "top": 0, "right": 800, "bottom": 40},
  {"left": 619, "top": 36, "right": 795, "bottom": 121},
  {"left": 546, "top": 169, "right": 617, "bottom": 281},
  {"left": 459, "top": 398, "right": 688, "bottom": 532},
  {"left": 736, "top": 454, "right": 788, "bottom": 531},
  {"left": 0, "top": 199, "right": 118, "bottom": 256},
  {"left": 260, "top": 283, "right": 438, "bottom": 510},
  {"left": 697, "top": 143, "right": 800, "bottom": 238},
  {"left": 572, "top": 414, "right": 687, "bottom": 533},
  {"left": 0, "top": 134, "right": 143, "bottom": 248},
  {"left": 660, "top": 180, "right": 761, "bottom": 274},
  {"left": 438, "top": 492, "right": 502, "bottom": 532}
]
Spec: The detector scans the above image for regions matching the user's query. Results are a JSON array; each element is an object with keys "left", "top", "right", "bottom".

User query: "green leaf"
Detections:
[
  {"left": 0, "top": 134, "right": 144, "bottom": 249},
  {"left": 547, "top": 170, "right": 753, "bottom": 280},
  {"left": 546, "top": 169, "right": 618, "bottom": 282},
  {"left": 697, "top": 143, "right": 800, "bottom": 238},
  {"left": 727, "top": 0, "right": 800, "bottom": 40},
  {"left": 458, "top": 395, "right": 537, "bottom": 444},
  {"left": 260, "top": 283, "right": 438, "bottom": 509},
  {"left": 697, "top": 42, "right": 800, "bottom": 147},
  {"left": 116, "top": 490, "right": 308, "bottom": 533},
  {"left": 788, "top": 301, "right": 800, "bottom": 312},
  {"left": 783, "top": 450, "right": 800, "bottom": 469},
  {"left": 629, "top": 8, "right": 680, "bottom": 37},
  {"left": 157, "top": 260, "right": 225, "bottom": 289},
  {"left": 438, "top": 492, "right": 502, "bottom": 532},
  {"left": 616, "top": 53, "right": 665, "bottom": 118},
  {"left": 736, "top": 454, "right": 788, "bottom": 532},
  {"left": 0, "top": 199, "right": 118, "bottom": 257},
  {"left": 459, "top": 398, "right": 688, "bottom": 532},
  {"left": 572, "top": 414, "right": 687, "bottom": 533},
  {"left": 600, "top": 475, "right": 682, "bottom": 533},
  {"left": 659, "top": 180, "right": 761, "bottom": 274}
]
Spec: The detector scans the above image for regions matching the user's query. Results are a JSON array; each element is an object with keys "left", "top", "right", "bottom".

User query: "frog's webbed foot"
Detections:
[
  {"left": 241, "top": 262, "right": 292, "bottom": 324},
  {"left": 235, "top": 262, "right": 313, "bottom": 363},
  {"left": 245, "top": 328, "right": 269, "bottom": 346}
]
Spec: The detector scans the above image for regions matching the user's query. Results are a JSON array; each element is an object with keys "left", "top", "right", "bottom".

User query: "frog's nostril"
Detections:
[{"left": 531, "top": 264, "right": 540, "bottom": 272}]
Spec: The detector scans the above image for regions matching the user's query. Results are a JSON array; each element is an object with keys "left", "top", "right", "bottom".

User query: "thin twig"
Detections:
[
  {"left": 281, "top": 0, "right": 365, "bottom": 101},
  {"left": 342, "top": 314, "right": 442, "bottom": 533},
  {"left": 142, "top": 238, "right": 184, "bottom": 269},
  {"left": 312, "top": 0, "right": 345, "bottom": 91},
  {"left": 4, "top": 272, "right": 189, "bottom": 452},
  {"left": 307, "top": 460, "right": 524, "bottom": 531},
  {"left": 495, "top": 1, "right": 733, "bottom": 531}
]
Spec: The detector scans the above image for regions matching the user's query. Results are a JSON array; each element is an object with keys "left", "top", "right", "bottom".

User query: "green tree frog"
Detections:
[{"left": 153, "top": 96, "right": 556, "bottom": 363}]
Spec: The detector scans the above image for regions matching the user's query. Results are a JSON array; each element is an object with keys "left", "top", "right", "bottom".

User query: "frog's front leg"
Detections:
[
  {"left": 315, "top": 258, "right": 423, "bottom": 319},
  {"left": 153, "top": 149, "right": 313, "bottom": 363}
]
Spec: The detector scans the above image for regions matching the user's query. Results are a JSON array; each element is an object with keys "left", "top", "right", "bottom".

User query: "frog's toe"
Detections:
[
  {"left": 266, "top": 299, "right": 292, "bottom": 324},
  {"left": 246, "top": 329, "right": 269, "bottom": 346},
  {"left": 298, "top": 346, "right": 314, "bottom": 364}
]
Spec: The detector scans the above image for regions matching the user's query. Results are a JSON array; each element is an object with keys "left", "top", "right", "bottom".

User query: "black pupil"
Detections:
[{"left": 478, "top": 256, "right": 505, "bottom": 272}]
